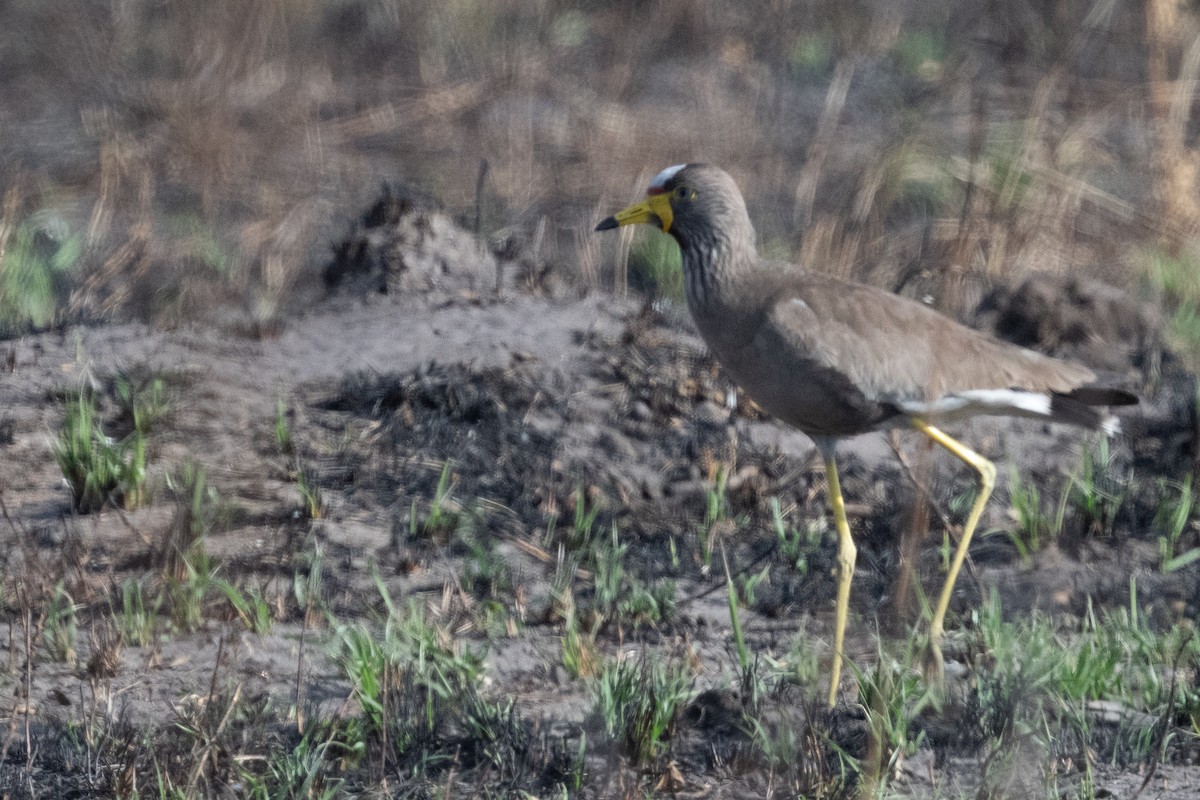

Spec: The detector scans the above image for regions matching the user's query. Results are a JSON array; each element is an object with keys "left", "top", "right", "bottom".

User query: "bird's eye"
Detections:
[{"left": 672, "top": 185, "right": 690, "bottom": 200}]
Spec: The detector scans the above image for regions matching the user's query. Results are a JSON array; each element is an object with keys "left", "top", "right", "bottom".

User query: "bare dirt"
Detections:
[{"left": 1, "top": 198, "right": 1199, "bottom": 798}]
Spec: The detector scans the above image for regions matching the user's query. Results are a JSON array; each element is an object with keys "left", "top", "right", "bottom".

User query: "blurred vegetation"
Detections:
[
  {"left": 0, "top": 0, "right": 1198, "bottom": 347},
  {"left": 1145, "top": 247, "right": 1200, "bottom": 368},
  {"left": 0, "top": 213, "right": 79, "bottom": 332},
  {"left": 627, "top": 230, "right": 685, "bottom": 304}
]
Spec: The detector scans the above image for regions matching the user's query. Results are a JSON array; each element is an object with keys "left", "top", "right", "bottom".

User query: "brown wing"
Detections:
[{"left": 759, "top": 272, "right": 1097, "bottom": 405}]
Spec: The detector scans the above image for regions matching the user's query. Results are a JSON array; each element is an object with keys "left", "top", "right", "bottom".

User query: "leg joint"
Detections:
[
  {"left": 977, "top": 458, "right": 996, "bottom": 491},
  {"left": 839, "top": 534, "right": 857, "bottom": 564}
]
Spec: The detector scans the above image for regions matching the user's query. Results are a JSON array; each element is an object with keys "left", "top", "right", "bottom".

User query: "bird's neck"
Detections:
[{"left": 679, "top": 230, "right": 756, "bottom": 310}]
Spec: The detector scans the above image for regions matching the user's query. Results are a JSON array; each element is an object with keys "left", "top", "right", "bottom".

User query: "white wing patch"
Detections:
[
  {"left": 649, "top": 164, "right": 687, "bottom": 191},
  {"left": 898, "top": 389, "right": 1052, "bottom": 420},
  {"left": 898, "top": 389, "right": 1122, "bottom": 435}
]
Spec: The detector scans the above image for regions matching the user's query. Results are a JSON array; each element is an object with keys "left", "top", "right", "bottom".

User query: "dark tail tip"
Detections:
[
  {"left": 1068, "top": 386, "right": 1139, "bottom": 407},
  {"left": 595, "top": 216, "right": 618, "bottom": 232},
  {"left": 1052, "top": 388, "right": 1135, "bottom": 435},
  {"left": 1050, "top": 393, "right": 1109, "bottom": 430}
]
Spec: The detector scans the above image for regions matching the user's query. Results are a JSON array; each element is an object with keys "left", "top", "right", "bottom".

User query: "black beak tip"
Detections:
[{"left": 594, "top": 216, "right": 618, "bottom": 232}]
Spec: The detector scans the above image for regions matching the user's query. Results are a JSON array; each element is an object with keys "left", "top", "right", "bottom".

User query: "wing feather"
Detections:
[{"left": 759, "top": 273, "right": 1096, "bottom": 405}]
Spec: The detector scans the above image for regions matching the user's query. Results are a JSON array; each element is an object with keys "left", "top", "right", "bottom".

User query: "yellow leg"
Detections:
[
  {"left": 910, "top": 419, "right": 996, "bottom": 678},
  {"left": 825, "top": 453, "right": 857, "bottom": 707}
]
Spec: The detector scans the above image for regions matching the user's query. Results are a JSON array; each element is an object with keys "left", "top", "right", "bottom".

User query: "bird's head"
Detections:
[{"left": 594, "top": 164, "right": 751, "bottom": 251}]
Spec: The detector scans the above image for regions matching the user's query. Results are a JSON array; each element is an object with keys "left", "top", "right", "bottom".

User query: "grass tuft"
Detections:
[
  {"left": 1156, "top": 477, "right": 1200, "bottom": 573},
  {"left": 626, "top": 231, "right": 683, "bottom": 304},
  {"left": 54, "top": 390, "right": 146, "bottom": 513},
  {"left": 590, "top": 655, "right": 692, "bottom": 766},
  {"left": 0, "top": 215, "right": 80, "bottom": 331}
]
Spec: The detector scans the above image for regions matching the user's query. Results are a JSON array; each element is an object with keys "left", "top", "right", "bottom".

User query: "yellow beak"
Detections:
[{"left": 595, "top": 192, "right": 674, "bottom": 233}]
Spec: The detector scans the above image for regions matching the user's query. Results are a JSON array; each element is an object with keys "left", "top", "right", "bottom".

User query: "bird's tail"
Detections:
[{"left": 1050, "top": 387, "right": 1138, "bottom": 435}]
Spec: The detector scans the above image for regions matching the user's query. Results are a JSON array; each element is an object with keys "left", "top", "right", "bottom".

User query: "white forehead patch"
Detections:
[{"left": 648, "top": 164, "right": 687, "bottom": 191}]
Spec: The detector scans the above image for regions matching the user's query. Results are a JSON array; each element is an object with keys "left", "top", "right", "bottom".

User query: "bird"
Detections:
[{"left": 596, "top": 163, "right": 1137, "bottom": 707}]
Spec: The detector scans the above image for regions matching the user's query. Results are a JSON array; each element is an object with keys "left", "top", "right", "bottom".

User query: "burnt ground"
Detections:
[{"left": 1, "top": 204, "right": 1200, "bottom": 798}]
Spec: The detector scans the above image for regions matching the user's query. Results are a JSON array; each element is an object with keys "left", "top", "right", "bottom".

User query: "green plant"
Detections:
[
  {"left": 1144, "top": 247, "right": 1200, "bottom": 368},
  {"left": 116, "top": 577, "right": 161, "bottom": 647},
  {"left": 123, "top": 429, "right": 148, "bottom": 510},
  {"left": 115, "top": 374, "right": 172, "bottom": 434},
  {"left": 410, "top": 461, "right": 458, "bottom": 538},
  {"left": 333, "top": 572, "right": 486, "bottom": 735},
  {"left": 781, "top": 632, "right": 822, "bottom": 689},
  {"left": 855, "top": 632, "right": 937, "bottom": 795},
  {"left": 1006, "top": 463, "right": 1062, "bottom": 558},
  {"left": 461, "top": 692, "right": 528, "bottom": 773},
  {"left": 725, "top": 551, "right": 775, "bottom": 711},
  {"left": 570, "top": 519, "right": 674, "bottom": 631},
  {"left": 274, "top": 397, "right": 294, "bottom": 456},
  {"left": 1155, "top": 477, "right": 1200, "bottom": 573},
  {"left": 161, "top": 535, "right": 264, "bottom": 635},
  {"left": 544, "top": 489, "right": 599, "bottom": 609},
  {"left": 698, "top": 465, "right": 731, "bottom": 568},
  {"left": 564, "top": 519, "right": 676, "bottom": 631},
  {"left": 616, "top": 579, "right": 675, "bottom": 626},
  {"left": 569, "top": 486, "right": 599, "bottom": 550},
  {"left": 975, "top": 589, "right": 1068, "bottom": 697},
  {"left": 294, "top": 463, "right": 324, "bottom": 520},
  {"left": 164, "top": 463, "right": 222, "bottom": 577},
  {"left": 590, "top": 656, "right": 692, "bottom": 766},
  {"left": 332, "top": 624, "right": 393, "bottom": 733},
  {"left": 590, "top": 523, "right": 628, "bottom": 615},
  {"left": 219, "top": 582, "right": 275, "bottom": 635},
  {"left": 627, "top": 229, "right": 683, "bottom": 303},
  {"left": 969, "top": 592, "right": 1078, "bottom": 796},
  {"left": 294, "top": 540, "right": 327, "bottom": 626},
  {"left": 0, "top": 215, "right": 80, "bottom": 330},
  {"left": 738, "top": 564, "right": 771, "bottom": 607},
  {"left": 965, "top": 585, "right": 1195, "bottom": 780},
  {"left": 106, "top": 371, "right": 172, "bottom": 510},
  {"left": 273, "top": 402, "right": 323, "bottom": 519},
  {"left": 112, "top": 372, "right": 171, "bottom": 511},
  {"left": 742, "top": 659, "right": 859, "bottom": 799},
  {"left": 1069, "top": 437, "right": 1128, "bottom": 538},
  {"left": 147, "top": 761, "right": 190, "bottom": 800},
  {"left": 745, "top": 711, "right": 802, "bottom": 771},
  {"left": 772, "top": 497, "right": 826, "bottom": 573},
  {"left": 567, "top": 732, "right": 588, "bottom": 794},
  {"left": 45, "top": 581, "right": 80, "bottom": 664},
  {"left": 1086, "top": 583, "right": 1200, "bottom": 714},
  {"left": 560, "top": 595, "right": 599, "bottom": 679},
  {"left": 240, "top": 732, "right": 343, "bottom": 800},
  {"left": 160, "top": 460, "right": 247, "bottom": 632},
  {"left": 457, "top": 525, "right": 512, "bottom": 599},
  {"left": 726, "top": 556, "right": 750, "bottom": 674},
  {"left": 165, "top": 552, "right": 220, "bottom": 632},
  {"left": 54, "top": 391, "right": 145, "bottom": 513}
]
